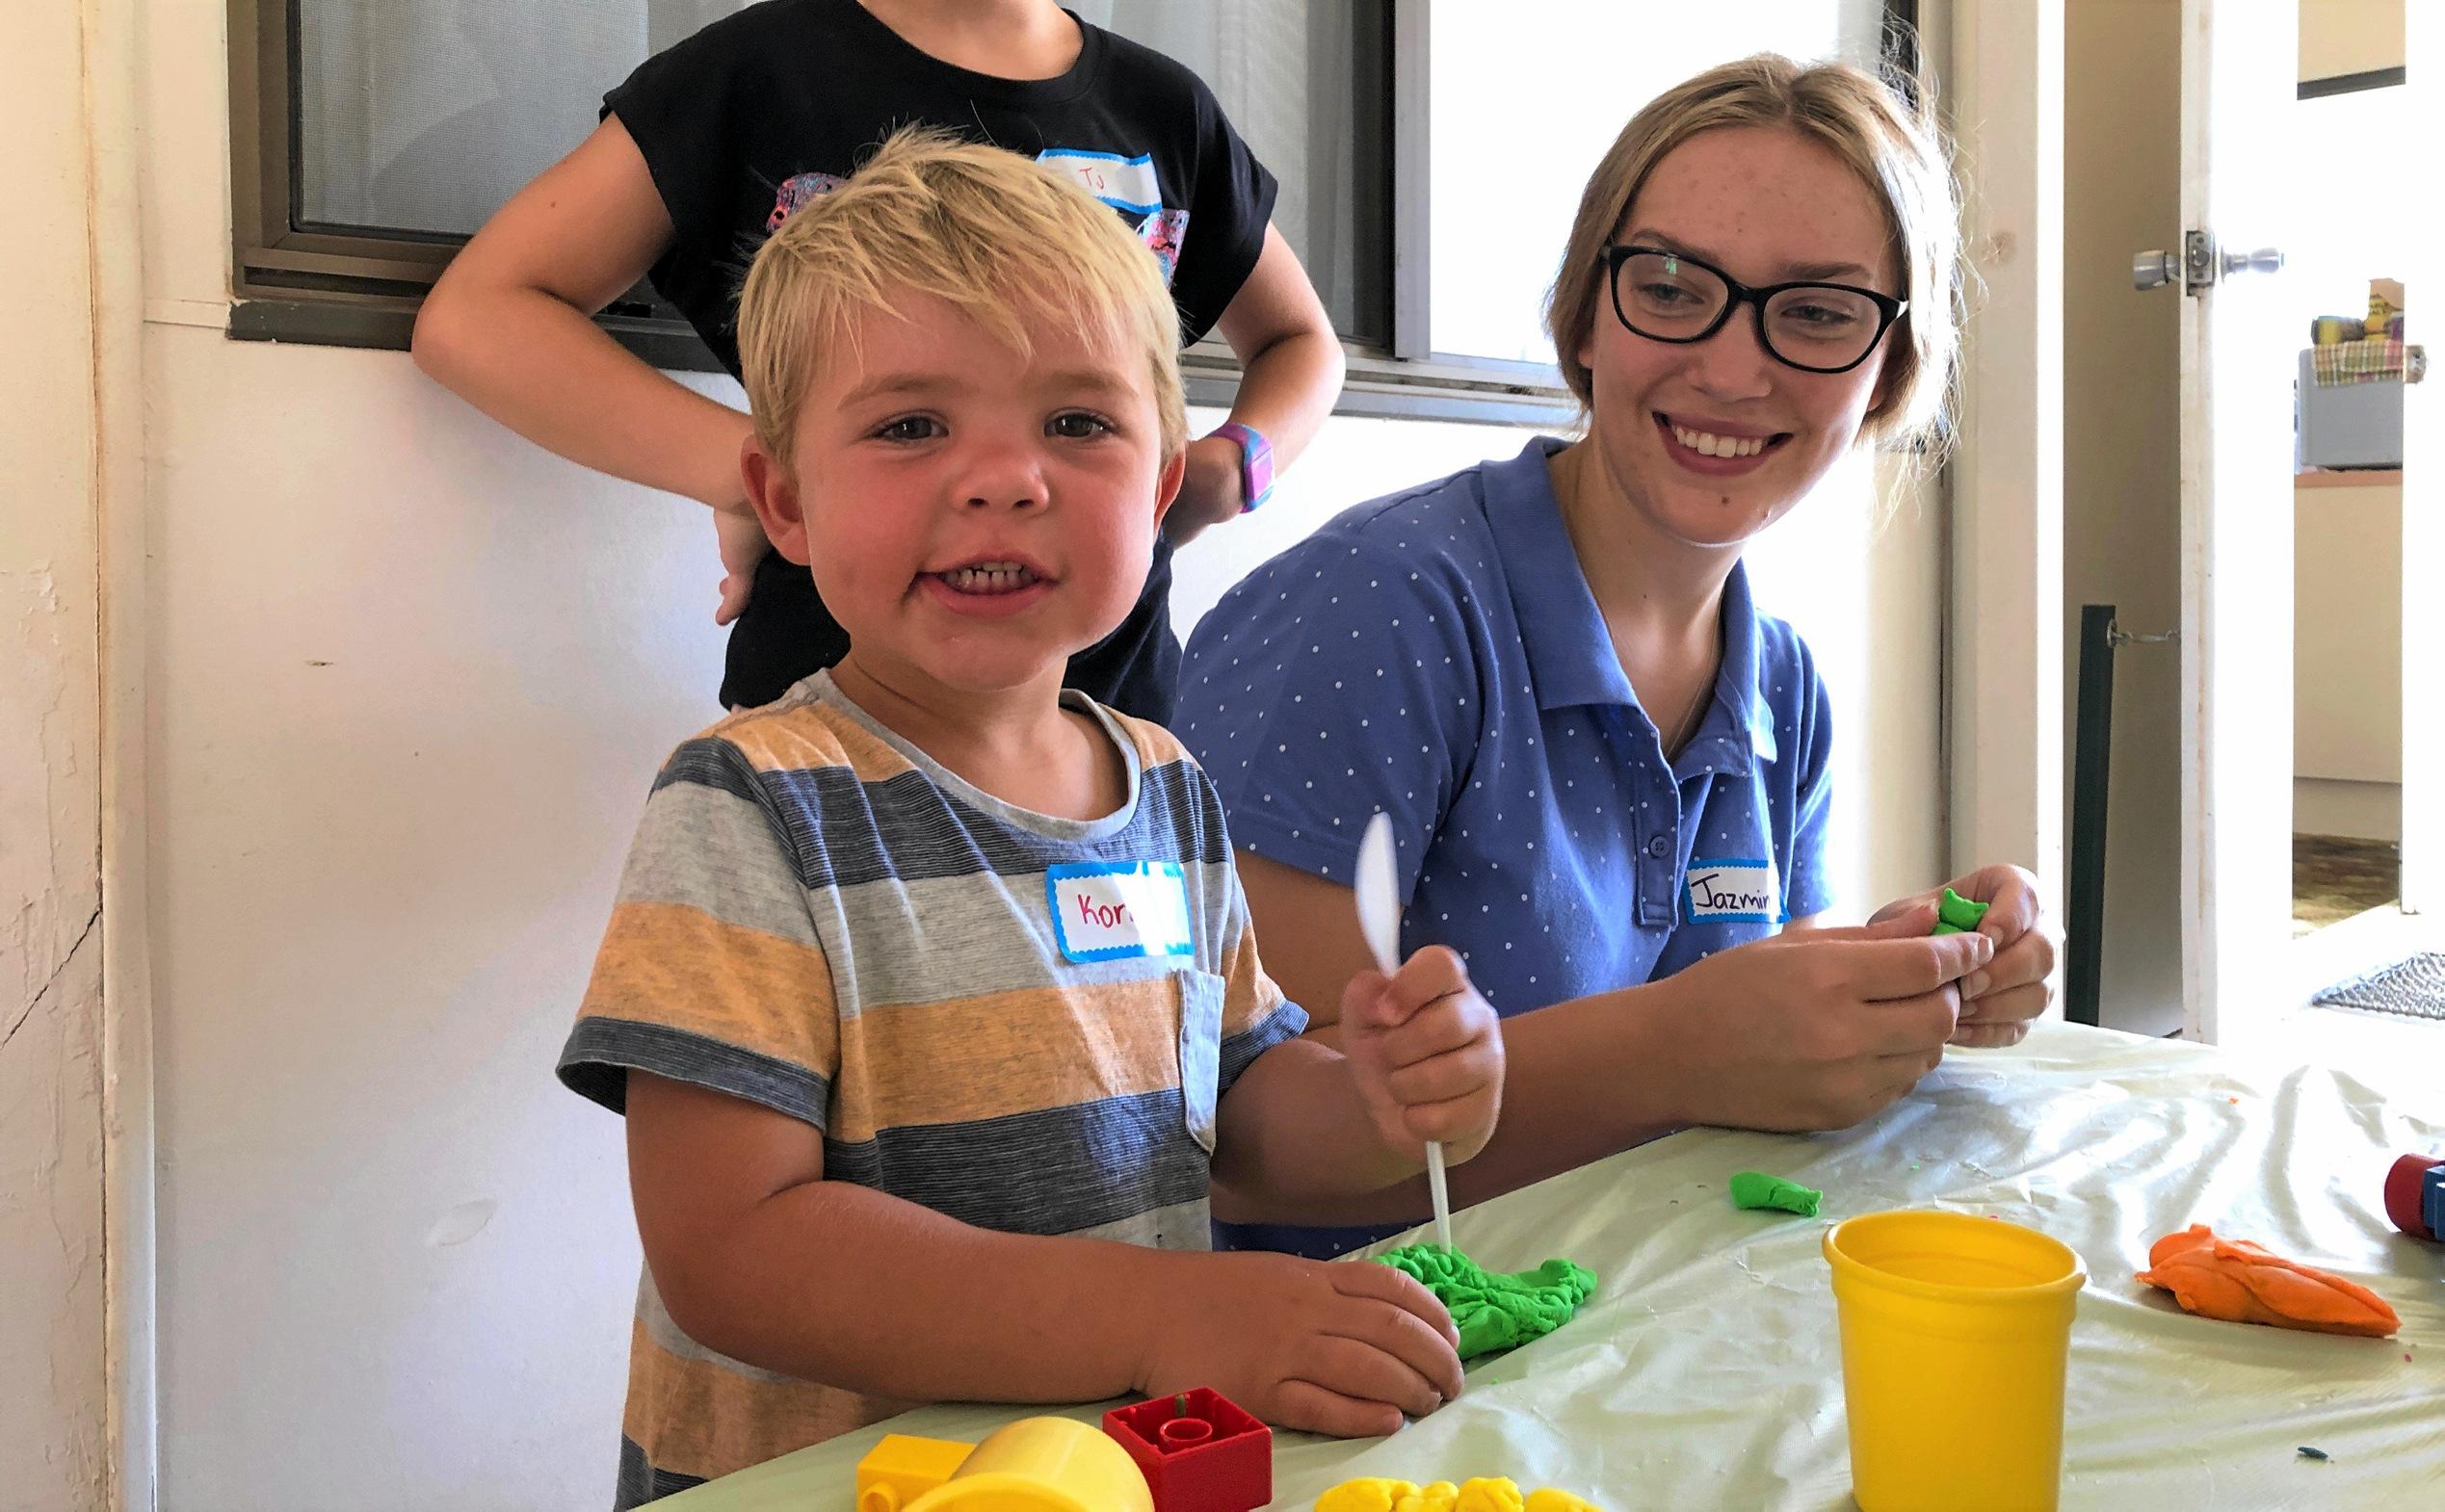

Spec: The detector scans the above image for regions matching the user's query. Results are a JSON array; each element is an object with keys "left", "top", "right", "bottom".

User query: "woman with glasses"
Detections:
[{"left": 1172, "top": 54, "right": 2059, "bottom": 1257}]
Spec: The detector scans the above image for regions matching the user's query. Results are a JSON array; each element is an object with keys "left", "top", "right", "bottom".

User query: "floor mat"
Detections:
[
  {"left": 2311, "top": 951, "right": 2445, "bottom": 1021},
  {"left": 2292, "top": 834, "right": 2399, "bottom": 937}
]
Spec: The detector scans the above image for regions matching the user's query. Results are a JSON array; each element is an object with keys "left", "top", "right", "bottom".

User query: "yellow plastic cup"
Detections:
[
  {"left": 1824, "top": 1211, "right": 2087, "bottom": 1512},
  {"left": 903, "top": 1417, "right": 1153, "bottom": 1512}
]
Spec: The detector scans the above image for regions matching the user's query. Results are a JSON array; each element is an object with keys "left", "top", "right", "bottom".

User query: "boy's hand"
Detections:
[
  {"left": 1339, "top": 946, "right": 1505, "bottom": 1166},
  {"left": 1870, "top": 865, "right": 2057, "bottom": 1048},
  {"left": 712, "top": 505, "right": 771, "bottom": 626},
  {"left": 1139, "top": 1251, "right": 1462, "bottom": 1438}
]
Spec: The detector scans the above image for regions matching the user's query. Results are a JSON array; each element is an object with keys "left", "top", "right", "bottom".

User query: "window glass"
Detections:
[
  {"left": 1427, "top": 0, "right": 1889, "bottom": 365},
  {"left": 292, "top": 0, "right": 1388, "bottom": 338}
]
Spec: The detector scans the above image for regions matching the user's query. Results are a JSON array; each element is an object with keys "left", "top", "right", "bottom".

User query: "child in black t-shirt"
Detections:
[{"left": 413, "top": 0, "right": 1345, "bottom": 717}]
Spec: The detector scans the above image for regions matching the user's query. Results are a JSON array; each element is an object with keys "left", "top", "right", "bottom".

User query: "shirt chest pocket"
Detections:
[{"left": 1174, "top": 968, "right": 1225, "bottom": 1157}]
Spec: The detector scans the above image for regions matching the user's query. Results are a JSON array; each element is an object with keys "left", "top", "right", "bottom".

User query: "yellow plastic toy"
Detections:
[
  {"left": 873, "top": 1417, "right": 1152, "bottom": 1512},
  {"left": 1823, "top": 1211, "right": 2085, "bottom": 1512},
  {"left": 1315, "top": 1476, "right": 1602, "bottom": 1512},
  {"left": 856, "top": 1434, "right": 978, "bottom": 1512}
]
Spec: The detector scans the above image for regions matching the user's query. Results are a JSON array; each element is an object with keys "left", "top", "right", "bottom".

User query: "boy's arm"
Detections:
[
  {"left": 1210, "top": 948, "right": 1504, "bottom": 1225},
  {"left": 625, "top": 1071, "right": 1463, "bottom": 1433},
  {"left": 1170, "top": 225, "right": 1347, "bottom": 542},
  {"left": 1207, "top": 1036, "right": 1419, "bottom": 1212},
  {"left": 411, "top": 118, "right": 765, "bottom": 617},
  {"left": 627, "top": 1071, "right": 1156, "bottom": 1402}
]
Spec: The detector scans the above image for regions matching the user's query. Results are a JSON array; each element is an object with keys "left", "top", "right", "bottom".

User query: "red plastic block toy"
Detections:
[
  {"left": 2384, "top": 1152, "right": 2444, "bottom": 1240},
  {"left": 1101, "top": 1387, "right": 1271, "bottom": 1512}
]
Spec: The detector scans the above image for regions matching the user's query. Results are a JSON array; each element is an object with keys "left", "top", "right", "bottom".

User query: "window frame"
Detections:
[{"left": 226, "top": 0, "right": 1916, "bottom": 428}]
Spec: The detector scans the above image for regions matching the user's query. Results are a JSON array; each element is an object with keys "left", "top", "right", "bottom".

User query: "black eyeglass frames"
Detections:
[{"left": 1601, "top": 244, "right": 1906, "bottom": 375}]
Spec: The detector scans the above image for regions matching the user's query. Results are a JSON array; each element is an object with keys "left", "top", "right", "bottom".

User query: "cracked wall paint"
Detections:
[{"left": 3, "top": 0, "right": 111, "bottom": 1500}]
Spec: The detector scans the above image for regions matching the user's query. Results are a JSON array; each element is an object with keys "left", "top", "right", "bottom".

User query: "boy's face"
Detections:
[{"left": 745, "top": 290, "right": 1183, "bottom": 700}]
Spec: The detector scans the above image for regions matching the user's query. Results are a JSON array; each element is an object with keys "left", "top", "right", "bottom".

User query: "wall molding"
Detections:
[
  {"left": 1946, "top": 2, "right": 2066, "bottom": 901},
  {"left": 86, "top": 0, "right": 160, "bottom": 1502}
]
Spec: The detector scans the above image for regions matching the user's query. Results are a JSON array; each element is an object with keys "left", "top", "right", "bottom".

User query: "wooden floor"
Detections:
[{"left": 2292, "top": 833, "right": 2400, "bottom": 937}]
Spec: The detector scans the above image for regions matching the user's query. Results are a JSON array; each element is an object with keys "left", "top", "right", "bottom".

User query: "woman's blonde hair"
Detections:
[
  {"left": 737, "top": 126, "right": 1187, "bottom": 469},
  {"left": 1544, "top": 53, "right": 1961, "bottom": 456}
]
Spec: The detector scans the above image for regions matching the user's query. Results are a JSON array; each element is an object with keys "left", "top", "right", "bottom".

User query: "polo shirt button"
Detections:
[{"left": 1646, "top": 835, "right": 1670, "bottom": 859}]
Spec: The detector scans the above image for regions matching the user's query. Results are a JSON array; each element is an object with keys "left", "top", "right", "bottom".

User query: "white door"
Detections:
[
  {"left": 2142, "top": 1, "right": 2298, "bottom": 1046},
  {"left": 2400, "top": 6, "right": 2440, "bottom": 919}
]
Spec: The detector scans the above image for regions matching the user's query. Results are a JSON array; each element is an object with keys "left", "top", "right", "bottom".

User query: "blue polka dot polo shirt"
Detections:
[{"left": 1177, "top": 435, "right": 1836, "bottom": 1257}]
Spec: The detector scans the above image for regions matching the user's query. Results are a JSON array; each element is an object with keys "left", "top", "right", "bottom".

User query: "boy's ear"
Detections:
[
  {"left": 1149, "top": 445, "right": 1189, "bottom": 530},
  {"left": 739, "top": 432, "right": 812, "bottom": 566}
]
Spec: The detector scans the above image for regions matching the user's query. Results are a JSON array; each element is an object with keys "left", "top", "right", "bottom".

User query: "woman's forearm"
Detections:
[
  {"left": 1442, "top": 976, "right": 1694, "bottom": 1201},
  {"left": 413, "top": 280, "right": 754, "bottom": 511},
  {"left": 1215, "top": 976, "right": 1696, "bottom": 1227}
]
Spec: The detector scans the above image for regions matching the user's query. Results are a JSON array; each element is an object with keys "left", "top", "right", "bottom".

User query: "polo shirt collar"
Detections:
[
  {"left": 1483, "top": 437, "right": 1779, "bottom": 769},
  {"left": 1483, "top": 437, "right": 1637, "bottom": 713},
  {"left": 1694, "top": 561, "right": 1779, "bottom": 773}
]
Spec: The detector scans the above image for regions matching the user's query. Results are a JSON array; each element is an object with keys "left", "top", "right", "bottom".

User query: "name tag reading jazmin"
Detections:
[
  {"left": 1046, "top": 862, "right": 1196, "bottom": 963},
  {"left": 1684, "top": 856, "right": 1781, "bottom": 925}
]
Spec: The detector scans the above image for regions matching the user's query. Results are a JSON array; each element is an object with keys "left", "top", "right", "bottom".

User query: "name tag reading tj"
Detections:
[
  {"left": 1684, "top": 856, "right": 1781, "bottom": 925},
  {"left": 1036, "top": 148, "right": 1164, "bottom": 217},
  {"left": 1047, "top": 862, "right": 1195, "bottom": 963}
]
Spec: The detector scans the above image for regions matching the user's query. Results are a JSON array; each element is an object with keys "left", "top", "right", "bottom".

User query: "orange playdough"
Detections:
[{"left": 2136, "top": 1224, "right": 2400, "bottom": 1338}]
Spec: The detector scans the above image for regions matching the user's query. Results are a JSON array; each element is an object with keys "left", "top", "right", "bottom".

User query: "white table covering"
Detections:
[{"left": 666, "top": 1024, "right": 2445, "bottom": 1510}]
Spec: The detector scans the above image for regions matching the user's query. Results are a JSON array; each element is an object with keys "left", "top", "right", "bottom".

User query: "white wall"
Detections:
[
  {"left": 2294, "top": 480, "right": 2403, "bottom": 840},
  {"left": 2062, "top": 0, "right": 2185, "bottom": 1037},
  {"left": 82, "top": 1, "right": 1944, "bottom": 1506},
  {"left": 2300, "top": 0, "right": 2405, "bottom": 80},
  {"left": 1, "top": 0, "right": 111, "bottom": 1504}
]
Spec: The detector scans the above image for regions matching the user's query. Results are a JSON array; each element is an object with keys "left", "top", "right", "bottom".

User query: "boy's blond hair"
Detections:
[
  {"left": 738, "top": 127, "right": 1188, "bottom": 469},
  {"left": 1544, "top": 54, "right": 1963, "bottom": 462}
]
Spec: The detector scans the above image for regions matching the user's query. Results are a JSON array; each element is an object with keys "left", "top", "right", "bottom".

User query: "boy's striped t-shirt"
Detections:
[{"left": 557, "top": 671, "right": 1306, "bottom": 1504}]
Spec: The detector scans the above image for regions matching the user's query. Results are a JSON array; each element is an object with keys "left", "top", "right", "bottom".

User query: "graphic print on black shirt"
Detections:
[
  {"left": 603, "top": 0, "right": 1277, "bottom": 717},
  {"left": 605, "top": 0, "right": 1276, "bottom": 376}
]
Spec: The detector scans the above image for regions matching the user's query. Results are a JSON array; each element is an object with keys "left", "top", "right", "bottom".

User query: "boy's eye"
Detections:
[
  {"left": 874, "top": 416, "right": 943, "bottom": 443},
  {"left": 1047, "top": 411, "right": 1116, "bottom": 440}
]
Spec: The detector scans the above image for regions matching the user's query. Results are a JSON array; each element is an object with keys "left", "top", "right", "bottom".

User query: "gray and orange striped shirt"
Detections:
[{"left": 558, "top": 671, "right": 1307, "bottom": 1505}]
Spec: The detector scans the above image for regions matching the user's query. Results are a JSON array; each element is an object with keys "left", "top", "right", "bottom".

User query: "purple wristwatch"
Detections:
[{"left": 1209, "top": 420, "right": 1275, "bottom": 512}]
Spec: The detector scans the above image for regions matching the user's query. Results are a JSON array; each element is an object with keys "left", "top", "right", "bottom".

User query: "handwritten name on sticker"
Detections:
[
  {"left": 1685, "top": 857, "right": 1780, "bottom": 925},
  {"left": 1047, "top": 861, "right": 1195, "bottom": 963},
  {"left": 1036, "top": 148, "right": 1164, "bottom": 217}
]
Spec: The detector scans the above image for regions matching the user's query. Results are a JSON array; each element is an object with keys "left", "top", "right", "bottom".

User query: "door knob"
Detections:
[
  {"left": 2221, "top": 246, "right": 2285, "bottom": 276},
  {"left": 2134, "top": 250, "right": 2178, "bottom": 291}
]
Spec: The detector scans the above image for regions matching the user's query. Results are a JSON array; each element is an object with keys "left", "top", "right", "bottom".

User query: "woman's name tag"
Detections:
[
  {"left": 1684, "top": 856, "right": 1781, "bottom": 925},
  {"left": 1046, "top": 862, "right": 1196, "bottom": 963}
]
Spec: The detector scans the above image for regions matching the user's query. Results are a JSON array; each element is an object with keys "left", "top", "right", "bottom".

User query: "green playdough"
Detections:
[
  {"left": 1727, "top": 1170, "right": 1822, "bottom": 1216},
  {"left": 1374, "top": 1245, "right": 1597, "bottom": 1359},
  {"left": 1932, "top": 887, "right": 1991, "bottom": 936}
]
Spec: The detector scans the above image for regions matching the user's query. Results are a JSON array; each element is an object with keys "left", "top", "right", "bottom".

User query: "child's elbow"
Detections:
[
  {"left": 408, "top": 285, "right": 470, "bottom": 386},
  {"left": 649, "top": 1259, "right": 763, "bottom": 1365}
]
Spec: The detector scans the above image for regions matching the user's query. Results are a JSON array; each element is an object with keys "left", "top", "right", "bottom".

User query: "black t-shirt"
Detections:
[{"left": 606, "top": 0, "right": 1279, "bottom": 716}]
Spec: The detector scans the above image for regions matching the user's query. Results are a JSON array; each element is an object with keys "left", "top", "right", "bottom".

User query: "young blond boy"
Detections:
[{"left": 557, "top": 130, "right": 1505, "bottom": 1506}]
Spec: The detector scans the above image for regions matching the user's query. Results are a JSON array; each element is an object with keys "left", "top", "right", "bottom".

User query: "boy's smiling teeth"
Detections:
[
  {"left": 1670, "top": 423, "right": 1773, "bottom": 458},
  {"left": 935, "top": 560, "right": 1040, "bottom": 593}
]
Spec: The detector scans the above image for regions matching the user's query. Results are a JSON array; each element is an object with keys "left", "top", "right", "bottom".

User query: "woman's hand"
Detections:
[
  {"left": 1871, "top": 866, "right": 2057, "bottom": 1048},
  {"left": 1663, "top": 906, "right": 1990, "bottom": 1132}
]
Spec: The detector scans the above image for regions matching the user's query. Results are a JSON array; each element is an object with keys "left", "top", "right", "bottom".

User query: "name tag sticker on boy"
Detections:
[
  {"left": 1036, "top": 148, "right": 1164, "bottom": 218},
  {"left": 1684, "top": 856, "right": 1782, "bottom": 925},
  {"left": 1047, "top": 862, "right": 1196, "bottom": 964}
]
